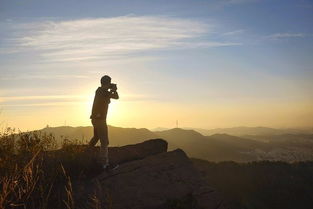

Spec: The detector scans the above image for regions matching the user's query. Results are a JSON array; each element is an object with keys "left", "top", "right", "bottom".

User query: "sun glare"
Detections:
[{"left": 81, "top": 91, "right": 125, "bottom": 127}]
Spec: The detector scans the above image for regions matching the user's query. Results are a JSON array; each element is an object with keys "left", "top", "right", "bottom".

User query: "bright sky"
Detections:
[{"left": 0, "top": 0, "right": 313, "bottom": 131}]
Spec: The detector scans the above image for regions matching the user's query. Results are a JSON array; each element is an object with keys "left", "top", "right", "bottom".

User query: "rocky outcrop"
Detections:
[
  {"left": 108, "top": 138, "right": 168, "bottom": 164},
  {"left": 70, "top": 139, "right": 226, "bottom": 209},
  {"left": 43, "top": 139, "right": 168, "bottom": 178}
]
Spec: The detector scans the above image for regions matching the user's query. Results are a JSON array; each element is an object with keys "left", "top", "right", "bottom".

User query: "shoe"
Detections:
[{"left": 103, "top": 163, "right": 119, "bottom": 171}]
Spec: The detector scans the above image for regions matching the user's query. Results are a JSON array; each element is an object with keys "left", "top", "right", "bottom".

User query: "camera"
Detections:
[{"left": 109, "top": 83, "right": 117, "bottom": 91}]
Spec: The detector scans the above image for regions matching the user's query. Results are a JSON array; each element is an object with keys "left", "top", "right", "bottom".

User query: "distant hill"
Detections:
[
  {"left": 154, "top": 128, "right": 269, "bottom": 162},
  {"left": 194, "top": 126, "right": 313, "bottom": 136},
  {"left": 154, "top": 128, "right": 204, "bottom": 150},
  {"left": 149, "top": 127, "right": 169, "bottom": 132},
  {"left": 192, "top": 158, "right": 313, "bottom": 209},
  {"left": 41, "top": 125, "right": 157, "bottom": 146},
  {"left": 242, "top": 133, "right": 313, "bottom": 144},
  {"left": 37, "top": 126, "right": 313, "bottom": 162}
]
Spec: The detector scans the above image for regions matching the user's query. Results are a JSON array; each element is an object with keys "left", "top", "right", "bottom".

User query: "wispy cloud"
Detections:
[
  {"left": 0, "top": 95, "right": 85, "bottom": 106},
  {"left": 0, "top": 102, "right": 83, "bottom": 107},
  {"left": 0, "top": 95, "right": 85, "bottom": 102},
  {"left": 222, "top": 29, "right": 245, "bottom": 36},
  {"left": 266, "top": 33, "right": 306, "bottom": 40},
  {"left": 5, "top": 16, "right": 240, "bottom": 62},
  {"left": 213, "top": 0, "right": 258, "bottom": 8},
  {"left": 0, "top": 74, "right": 89, "bottom": 80},
  {"left": 221, "top": 0, "right": 257, "bottom": 5},
  {"left": 0, "top": 93, "right": 154, "bottom": 106}
]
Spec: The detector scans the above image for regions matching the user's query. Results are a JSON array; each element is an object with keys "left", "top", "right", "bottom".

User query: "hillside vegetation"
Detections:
[
  {"left": 1, "top": 127, "right": 313, "bottom": 209},
  {"left": 0, "top": 128, "right": 225, "bottom": 209},
  {"left": 192, "top": 158, "right": 313, "bottom": 209}
]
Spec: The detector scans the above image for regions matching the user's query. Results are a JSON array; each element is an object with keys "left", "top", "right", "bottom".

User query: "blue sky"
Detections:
[{"left": 0, "top": 0, "right": 313, "bottom": 130}]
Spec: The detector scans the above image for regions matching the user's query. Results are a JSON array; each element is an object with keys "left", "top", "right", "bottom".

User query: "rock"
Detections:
[
  {"left": 42, "top": 139, "right": 168, "bottom": 178},
  {"left": 77, "top": 148, "right": 225, "bottom": 209},
  {"left": 108, "top": 138, "right": 168, "bottom": 164},
  {"left": 42, "top": 139, "right": 225, "bottom": 209},
  {"left": 67, "top": 138, "right": 168, "bottom": 164}
]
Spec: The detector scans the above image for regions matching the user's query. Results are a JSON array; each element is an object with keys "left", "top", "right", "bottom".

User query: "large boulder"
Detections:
[
  {"left": 42, "top": 139, "right": 168, "bottom": 178},
  {"left": 75, "top": 148, "right": 225, "bottom": 209},
  {"left": 42, "top": 138, "right": 225, "bottom": 209},
  {"left": 108, "top": 138, "right": 168, "bottom": 164}
]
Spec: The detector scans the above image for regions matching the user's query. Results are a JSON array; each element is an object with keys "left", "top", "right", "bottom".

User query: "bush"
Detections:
[{"left": 0, "top": 127, "right": 103, "bottom": 209}]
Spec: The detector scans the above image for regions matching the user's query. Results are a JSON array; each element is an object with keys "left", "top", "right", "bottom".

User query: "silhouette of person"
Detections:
[{"left": 88, "top": 75, "right": 119, "bottom": 170}]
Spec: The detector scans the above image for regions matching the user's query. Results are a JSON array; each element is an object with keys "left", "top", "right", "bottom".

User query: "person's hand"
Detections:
[{"left": 110, "top": 84, "right": 117, "bottom": 91}]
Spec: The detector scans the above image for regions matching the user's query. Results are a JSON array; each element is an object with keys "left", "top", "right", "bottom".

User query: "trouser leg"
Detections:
[
  {"left": 89, "top": 120, "right": 99, "bottom": 146},
  {"left": 99, "top": 123, "right": 109, "bottom": 165},
  {"left": 101, "top": 145, "right": 109, "bottom": 165},
  {"left": 94, "top": 119, "right": 109, "bottom": 165}
]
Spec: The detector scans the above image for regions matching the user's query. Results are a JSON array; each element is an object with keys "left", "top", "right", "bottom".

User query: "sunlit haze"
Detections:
[{"left": 1, "top": 0, "right": 313, "bottom": 131}]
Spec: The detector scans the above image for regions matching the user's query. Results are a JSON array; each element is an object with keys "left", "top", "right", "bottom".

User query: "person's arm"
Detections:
[{"left": 110, "top": 91, "right": 119, "bottom": 99}]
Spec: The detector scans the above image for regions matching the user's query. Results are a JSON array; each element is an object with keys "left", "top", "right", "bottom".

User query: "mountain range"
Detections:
[
  {"left": 38, "top": 125, "right": 313, "bottom": 162},
  {"left": 192, "top": 126, "right": 313, "bottom": 136}
]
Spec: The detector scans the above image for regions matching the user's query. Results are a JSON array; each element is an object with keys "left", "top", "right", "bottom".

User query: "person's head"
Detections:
[{"left": 100, "top": 75, "right": 111, "bottom": 88}]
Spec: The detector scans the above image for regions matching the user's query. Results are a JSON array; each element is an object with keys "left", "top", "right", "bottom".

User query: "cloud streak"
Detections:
[
  {"left": 221, "top": 0, "right": 257, "bottom": 5},
  {"left": 0, "top": 93, "right": 154, "bottom": 106},
  {"left": 212, "top": 0, "right": 258, "bottom": 8},
  {"left": 0, "top": 74, "right": 89, "bottom": 80},
  {"left": 6, "top": 16, "right": 240, "bottom": 62},
  {"left": 266, "top": 33, "right": 306, "bottom": 40},
  {"left": 222, "top": 29, "right": 245, "bottom": 36},
  {"left": 0, "top": 95, "right": 85, "bottom": 102}
]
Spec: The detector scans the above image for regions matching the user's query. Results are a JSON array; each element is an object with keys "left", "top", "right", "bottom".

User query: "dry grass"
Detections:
[{"left": 0, "top": 127, "right": 106, "bottom": 209}]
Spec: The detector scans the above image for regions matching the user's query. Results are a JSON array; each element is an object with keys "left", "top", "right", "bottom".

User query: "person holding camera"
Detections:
[{"left": 88, "top": 75, "right": 119, "bottom": 171}]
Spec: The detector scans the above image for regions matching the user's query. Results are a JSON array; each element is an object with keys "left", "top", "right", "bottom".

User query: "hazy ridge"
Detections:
[{"left": 37, "top": 125, "right": 313, "bottom": 162}]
